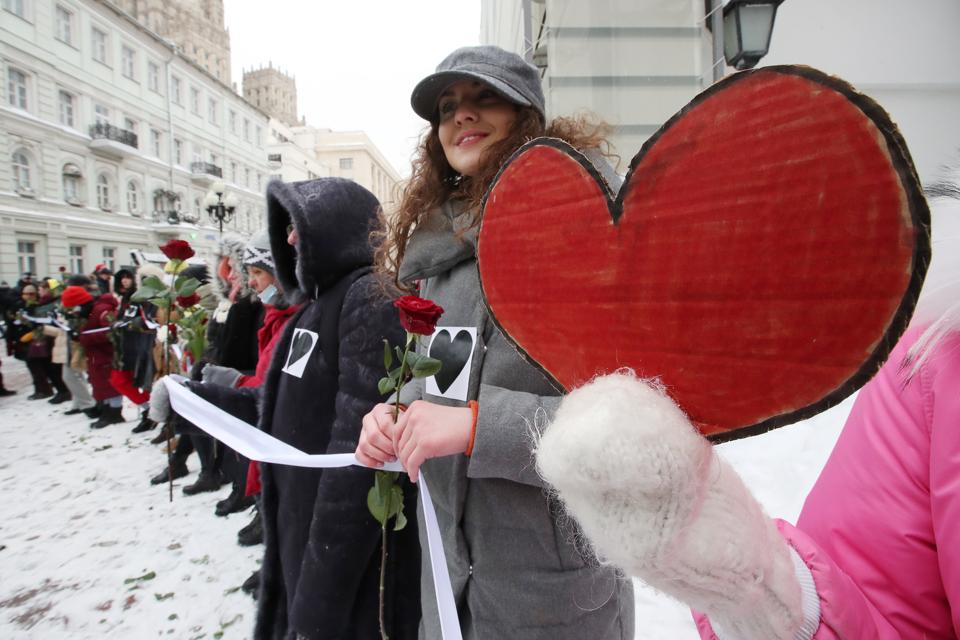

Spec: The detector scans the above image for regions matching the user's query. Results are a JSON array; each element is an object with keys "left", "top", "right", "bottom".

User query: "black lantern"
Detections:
[
  {"left": 722, "top": 0, "right": 784, "bottom": 70},
  {"left": 204, "top": 181, "right": 237, "bottom": 234}
]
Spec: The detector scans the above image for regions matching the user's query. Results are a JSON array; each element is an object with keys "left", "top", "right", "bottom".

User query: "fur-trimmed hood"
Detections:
[
  {"left": 267, "top": 178, "right": 381, "bottom": 304},
  {"left": 136, "top": 262, "right": 166, "bottom": 286},
  {"left": 216, "top": 232, "right": 253, "bottom": 301}
]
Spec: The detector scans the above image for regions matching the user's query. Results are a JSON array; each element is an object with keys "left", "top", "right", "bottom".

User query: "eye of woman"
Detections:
[{"left": 438, "top": 98, "right": 457, "bottom": 119}]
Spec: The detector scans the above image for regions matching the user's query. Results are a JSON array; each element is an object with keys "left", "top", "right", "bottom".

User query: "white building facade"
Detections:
[
  {"left": 481, "top": 0, "right": 960, "bottom": 182},
  {"left": 1, "top": 0, "right": 269, "bottom": 282}
]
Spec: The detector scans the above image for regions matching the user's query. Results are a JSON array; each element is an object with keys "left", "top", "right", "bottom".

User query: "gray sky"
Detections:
[{"left": 224, "top": 1, "right": 481, "bottom": 177}]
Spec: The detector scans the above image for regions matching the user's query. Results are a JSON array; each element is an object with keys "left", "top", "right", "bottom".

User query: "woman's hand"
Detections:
[
  {"left": 356, "top": 402, "right": 401, "bottom": 468},
  {"left": 391, "top": 400, "right": 473, "bottom": 483}
]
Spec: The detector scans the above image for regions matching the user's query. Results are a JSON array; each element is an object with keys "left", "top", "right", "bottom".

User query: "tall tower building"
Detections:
[
  {"left": 115, "top": 0, "right": 232, "bottom": 82},
  {"left": 242, "top": 64, "right": 299, "bottom": 128}
]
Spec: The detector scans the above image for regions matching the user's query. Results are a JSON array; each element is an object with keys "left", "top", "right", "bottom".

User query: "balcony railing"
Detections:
[
  {"left": 190, "top": 161, "right": 223, "bottom": 178},
  {"left": 89, "top": 122, "right": 138, "bottom": 149},
  {"left": 267, "top": 153, "right": 282, "bottom": 163}
]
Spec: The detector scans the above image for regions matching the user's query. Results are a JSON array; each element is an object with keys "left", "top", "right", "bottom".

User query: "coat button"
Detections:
[{"left": 468, "top": 564, "right": 474, "bottom": 576}]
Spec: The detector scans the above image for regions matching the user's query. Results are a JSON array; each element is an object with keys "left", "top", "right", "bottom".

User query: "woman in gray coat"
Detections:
[{"left": 356, "top": 45, "right": 634, "bottom": 640}]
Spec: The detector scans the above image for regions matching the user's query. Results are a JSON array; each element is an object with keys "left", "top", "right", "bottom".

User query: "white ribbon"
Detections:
[{"left": 162, "top": 378, "right": 462, "bottom": 640}]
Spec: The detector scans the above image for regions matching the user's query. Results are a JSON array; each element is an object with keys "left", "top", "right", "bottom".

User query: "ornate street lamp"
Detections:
[
  {"left": 722, "top": 0, "right": 784, "bottom": 70},
  {"left": 204, "top": 180, "right": 238, "bottom": 234}
]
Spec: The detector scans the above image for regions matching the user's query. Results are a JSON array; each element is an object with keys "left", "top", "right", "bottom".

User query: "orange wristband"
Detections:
[{"left": 464, "top": 400, "right": 479, "bottom": 456}]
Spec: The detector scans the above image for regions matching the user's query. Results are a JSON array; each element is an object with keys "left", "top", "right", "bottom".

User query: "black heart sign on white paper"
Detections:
[
  {"left": 282, "top": 328, "right": 318, "bottom": 378},
  {"left": 429, "top": 329, "right": 474, "bottom": 394}
]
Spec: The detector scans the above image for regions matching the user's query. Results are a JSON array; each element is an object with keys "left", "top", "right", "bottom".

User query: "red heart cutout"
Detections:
[{"left": 478, "top": 66, "right": 929, "bottom": 442}]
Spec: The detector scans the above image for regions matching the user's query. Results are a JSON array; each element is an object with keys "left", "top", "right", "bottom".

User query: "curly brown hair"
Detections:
[{"left": 374, "top": 106, "right": 612, "bottom": 290}]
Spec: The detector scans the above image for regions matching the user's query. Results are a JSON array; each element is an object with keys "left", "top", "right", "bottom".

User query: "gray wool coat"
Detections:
[{"left": 398, "top": 200, "right": 634, "bottom": 640}]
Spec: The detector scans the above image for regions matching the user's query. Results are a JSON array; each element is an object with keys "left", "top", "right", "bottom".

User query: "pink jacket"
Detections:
[{"left": 697, "top": 326, "right": 960, "bottom": 638}]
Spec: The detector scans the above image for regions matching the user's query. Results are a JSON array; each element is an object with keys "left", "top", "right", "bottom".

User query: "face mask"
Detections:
[{"left": 258, "top": 284, "right": 278, "bottom": 305}]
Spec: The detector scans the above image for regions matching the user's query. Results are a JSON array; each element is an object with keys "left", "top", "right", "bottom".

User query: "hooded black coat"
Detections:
[{"left": 191, "top": 178, "right": 421, "bottom": 640}]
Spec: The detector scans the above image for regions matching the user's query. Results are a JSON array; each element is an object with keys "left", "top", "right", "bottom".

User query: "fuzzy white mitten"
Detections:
[
  {"left": 148, "top": 377, "right": 172, "bottom": 423},
  {"left": 536, "top": 372, "right": 809, "bottom": 640},
  {"left": 201, "top": 363, "right": 243, "bottom": 388}
]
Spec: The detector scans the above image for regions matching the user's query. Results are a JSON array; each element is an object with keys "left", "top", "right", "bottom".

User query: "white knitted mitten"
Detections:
[
  {"left": 536, "top": 372, "right": 806, "bottom": 640},
  {"left": 148, "top": 377, "right": 172, "bottom": 423}
]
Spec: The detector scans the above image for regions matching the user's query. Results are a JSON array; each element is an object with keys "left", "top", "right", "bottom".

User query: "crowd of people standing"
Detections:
[{"left": 2, "top": 43, "right": 958, "bottom": 640}]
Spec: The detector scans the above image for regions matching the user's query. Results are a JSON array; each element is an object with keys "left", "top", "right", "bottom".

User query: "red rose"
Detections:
[
  {"left": 176, "top": 293, "right": 201, "bottom": 308},
  {"left": 159, "top": 239, "right": 195, "bottom": 261},
  {"left": 394, "top": 295, "right": 444, "bottom": 335},
  {"left": 167, "top": 323, "right": 178, "bottom": 342}
]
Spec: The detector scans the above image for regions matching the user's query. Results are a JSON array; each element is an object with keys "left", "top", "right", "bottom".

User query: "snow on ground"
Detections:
[{"left": 0, "top": 356, "right": 852, "bottom": 639}]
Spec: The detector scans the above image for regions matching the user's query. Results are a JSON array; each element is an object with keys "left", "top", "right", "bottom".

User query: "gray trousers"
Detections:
[{"left": 63, "top": 365, "right": 95, "bottom": 410}]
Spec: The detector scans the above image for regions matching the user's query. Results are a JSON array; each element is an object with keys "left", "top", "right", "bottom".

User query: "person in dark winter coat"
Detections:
[
  {"left": 108, "top": 267, "right": 159, "bottom": 432},
  {"left": 173, "top": 178, "right": 421, "bottom": 639}
]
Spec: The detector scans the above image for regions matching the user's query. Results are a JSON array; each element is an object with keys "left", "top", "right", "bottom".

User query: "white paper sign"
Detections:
[
  {"left": 424, "top": 326, "right": 477, "bottom": 402},
  {"left": 281, "top": 328, "right": 318, "bottom": 378}
]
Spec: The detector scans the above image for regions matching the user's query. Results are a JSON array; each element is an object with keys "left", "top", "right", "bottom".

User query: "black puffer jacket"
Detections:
[{"left": 194, "top": 179, "right": 421, "bottom": 640}]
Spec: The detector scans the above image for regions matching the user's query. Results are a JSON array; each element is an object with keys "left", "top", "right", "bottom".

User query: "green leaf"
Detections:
[
  {"left": 411, "top": 355, "right": 442, "bottom": 379},
  {"left": 141, "top": 276, "right": 165, "bottom": 291},
  {"left": 130, "top": 286, "right": 160, "bottom": 302},
  {"left": 367, "top": 485, "right": 387, "bottom": 526},
  {"left": 378, "top": 376, "right": 396, "bottom": 396},
  {"left": 387, "top": 366, "right": 404, "bottom": 383},
  {"left": 395, "top": 346, "right": 405, "bottom": 363},
  {"left": 174, "top": 276, "right": 200, "bottom": 297},
  {"left": 393, "top": 507, "right": 407, "bottom": 531},
  {"left": 383, "top": 339, "right": 393, "bottom": 371}
]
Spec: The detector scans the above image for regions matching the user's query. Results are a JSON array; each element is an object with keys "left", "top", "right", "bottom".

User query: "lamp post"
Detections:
[
  {"left": 204, "top": 180, "right": 238, "bottom": 234},
  {"left": 707, "top": 0, "right": 784, "bottom": 81}
]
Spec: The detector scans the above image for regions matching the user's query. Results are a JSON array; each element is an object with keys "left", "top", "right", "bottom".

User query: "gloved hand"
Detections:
[
  {"left": 536, "top": 372, "right": 815, "bottom": 640},
  {"left": 148, "top": 377, "right": 172, "bottom": 423},
  {"left": 201, "top": 363, "right": 243, "bottom": 388}
]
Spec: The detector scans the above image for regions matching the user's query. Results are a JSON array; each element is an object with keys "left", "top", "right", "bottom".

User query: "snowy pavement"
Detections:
[{"left": 0, "top": 356, "right": 851, "bottom": 638}]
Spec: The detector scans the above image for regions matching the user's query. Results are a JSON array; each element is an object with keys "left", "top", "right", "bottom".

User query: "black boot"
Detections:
[
  {"left": 64, "top": 406, "right": 91, "bottom": 415},
  {"left": 28, "top": 390, "right": 53, "bottom": 400},
  {"left": 90, "top": 404, "right": 124, "bottom": 429},
  {"left": 237, "top": 509, "right": 263, "bottom": 546},
  {"left": 48, "top": 391, "right": 72, "bottom": 405},
  {"left": 150, "top": 460, "right": 189, "bottom": 485},
  {"left": 131, "top": 413, "right": 157, "bottom": 433},
  {"left": 182, "top": 471, "right": 226, "bottom": 496},
  {"left": 0, "top": 388, "right": 16, "bottom": 397},
  {"left": 241, "top": 570, "right": 260, "bottom": 599},
  {"left": 150, "top": 422, "right": 174, "bottom": 445},
  {"left": 83, "top": 402, "right": 102, "bottom": 419},
  {"left": 216, "top": 484, "right": 255, "bottom": 517}
]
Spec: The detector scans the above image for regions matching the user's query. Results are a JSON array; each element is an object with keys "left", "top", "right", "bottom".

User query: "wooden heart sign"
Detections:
[{"left": 477, "top": 66, "right": 930, "bottom": 442}]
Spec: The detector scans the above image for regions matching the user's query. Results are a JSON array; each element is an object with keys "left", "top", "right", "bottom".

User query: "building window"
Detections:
[
  {"left": 190, "top": 87, "right": 200, "bottom": 114},
  {"left": 209, "top": 152, "right": 218, "bottom": 166},
  {"left": 17, "top": 240, "right": 37, "bottom": 275},
  {"left": 173, "top": 138, "right": 183, "bottom": 165},
  {"left": 256, "top": 173, "right": 262, "bottom": 191},
  {"left": 193, "top": 197, "right": 201, "bottom": 218},
  {"left": 126, "top": 180, "right": 139, "bottom": 214},
  {"left": 58, "top": 90, "right": 74, "bottom": 127},
  {"left": 229, "top": 110, "right": 237, "bottom": 134},
  {"left": 147, "top": 61, "right": 160, "bottom": 92},
  {"left": 121, "top": 45, "right": 136, "bottom": 80},
  {"left": 123, "top": 116, "right": 137, "bottom": 136},
  {"left": 244, "top": 167, "right": 250, "bottom": 187},
  {"left": 55, "top": 5, "right": 74, "bottom": 45},
  {"left": 69, "top": 245, "right": 84, "bottom": 275},
  {"left": 150, "top": 129, "right": 161, "bottom": 157},
  {"left": 102, "top": 247, "right": 116, "bottom": 270},
  {"left": 92, "top": 27, "right": 108, "bottom": 64},
  {"left": 7, "top": 68, "right": 27, "bottom": 110},
  {"left": 171, "top": 76, "right": 181, "bottom": 105},
  {"left": 243, "top": 118, "right": 250, "bottom": 142},
  {"left": 12, "top": 150, "right": 31, "bottom": 191},
  {"left": 62, "top": 163, "right": 82, "bottom": 203},
  {"left": 96, "top": 174, "right": 111, "bottom": 210},
  {"left": 339, "top": 157, "right": 353, "bottom": 170},
  {"left": 255, "top": 126, "right": 262, "bottom": 147},
  {"left": 94, "top": 103, "right": 109, "bottom": 125},
  {"left": 230, "top": 162, "right": 237, "bottom": 183},
  {"left": 3, "top": 0, "right": 26, "bottom": 19},
  {"left": 208, "top": 97, "right": 217, "bottom": 124}
]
